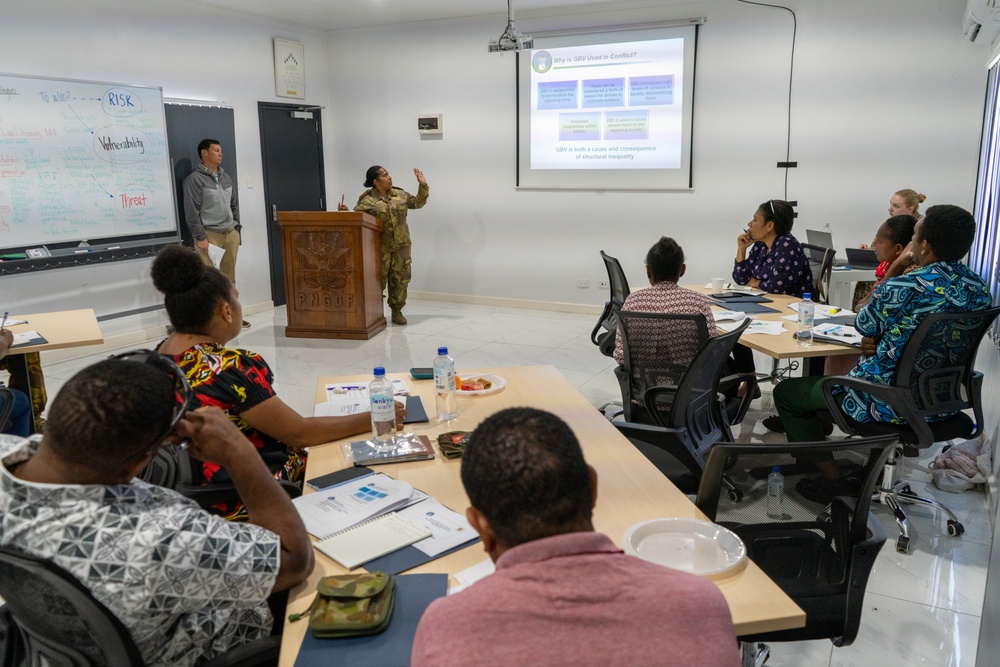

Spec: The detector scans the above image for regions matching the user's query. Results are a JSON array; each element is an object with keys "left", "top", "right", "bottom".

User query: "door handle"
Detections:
[{"left": 272, "top": 204, "right": 277, "bottom": 222}]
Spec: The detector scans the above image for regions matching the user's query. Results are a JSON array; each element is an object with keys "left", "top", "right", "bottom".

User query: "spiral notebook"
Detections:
[{"left": 314, "top": 512, "right": 432, "bottom": 570}]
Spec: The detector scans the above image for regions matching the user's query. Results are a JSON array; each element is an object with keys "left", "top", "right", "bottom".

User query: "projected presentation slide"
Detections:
[{"left": 529, "top": 38, "right": 684, "bottom": 171}]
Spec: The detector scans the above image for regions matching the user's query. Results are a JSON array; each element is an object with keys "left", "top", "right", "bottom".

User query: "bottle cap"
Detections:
[
  {"left": 772, "top": 465, "right": 781, "bottom": 473},
  {"left": 438, "top": 347, "right": 448, "bottom": 355},
  {"left": 803, "top": 292, "right": 811, "bottom": 300},
  {"left": 373, "top": 367, "right": 386, "bottom": 376}
]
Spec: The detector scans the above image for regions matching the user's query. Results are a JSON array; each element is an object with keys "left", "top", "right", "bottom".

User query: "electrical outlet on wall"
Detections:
[{"left": 577, "top": 279, "right": 590, "bottom": 288}]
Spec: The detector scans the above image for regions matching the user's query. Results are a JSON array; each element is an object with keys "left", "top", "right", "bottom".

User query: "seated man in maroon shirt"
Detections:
[{"left": 411, "top": 408, "right": 739, "bottom": 667}]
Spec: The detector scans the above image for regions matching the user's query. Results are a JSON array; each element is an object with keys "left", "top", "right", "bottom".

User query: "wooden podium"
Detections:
[{"left": 276, "top": 211, "right": 385, "bottom": 339}]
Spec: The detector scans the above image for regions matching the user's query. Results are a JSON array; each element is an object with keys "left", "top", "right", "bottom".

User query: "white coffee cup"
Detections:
[{"left": 711, "top": 277, "right": 725, "bottom": 291}]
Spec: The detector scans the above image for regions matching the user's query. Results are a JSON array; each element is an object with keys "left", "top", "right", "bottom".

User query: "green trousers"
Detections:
[{"left": 772, "top": 375, "right": 846, "bottom": 442}]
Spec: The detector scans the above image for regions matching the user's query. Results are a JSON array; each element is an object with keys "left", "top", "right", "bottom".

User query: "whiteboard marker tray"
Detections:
[{"left": 623, "top": 518, "right": 747, "bottom": 580}]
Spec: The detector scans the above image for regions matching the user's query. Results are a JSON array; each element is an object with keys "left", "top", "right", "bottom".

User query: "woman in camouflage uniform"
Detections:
[{"left": 340, "top": 165, "right": 429, "bottom": 325}]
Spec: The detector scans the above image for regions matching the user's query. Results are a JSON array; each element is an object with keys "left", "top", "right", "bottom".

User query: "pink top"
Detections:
[{"left": 411, "top": 532, "right": 740, "bottom": 667}]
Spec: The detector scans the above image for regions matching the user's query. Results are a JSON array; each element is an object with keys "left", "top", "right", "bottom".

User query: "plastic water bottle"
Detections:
[
  {"left": 433, "top": 346, "right": 458, "bottom": 421},
  {"left": 369, "top": 367, "right": 396, "bottom": 447},
  {"left": 767, "top": 466, "right": 784, "bottom": 520},
  {"left": 797, "top": 292, "right": 814, "bottom": 347}
]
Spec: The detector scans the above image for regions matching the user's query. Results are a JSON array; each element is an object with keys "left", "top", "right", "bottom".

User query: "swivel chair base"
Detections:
[
  {"left": 741, "top": 640, "right": 771, "bottom": 667},
  {"left": 872, "top": 448, "right": 964, "bottom": 554}
]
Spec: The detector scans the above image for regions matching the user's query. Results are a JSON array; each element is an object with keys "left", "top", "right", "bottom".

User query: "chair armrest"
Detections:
[
  {"left": 643, "top": 385, "right": 681, "bottom": 429},
  {"left": 612, "top": 420, "right": 706, "bottom": 483},
  {"left": 718, "top": 372, "right": 758, "bottom": 425},
  {"left": 818, "top": 375, "right": 932, "bottom": 446},
  {"left": 591, "top": 301, "right": 612, "bottom": 345},
  {"left": 176, "top": 479, "right": 301, "bottom": 510},
  {"left": 199, "top": 635, "right": 281, "bottom": 666}
]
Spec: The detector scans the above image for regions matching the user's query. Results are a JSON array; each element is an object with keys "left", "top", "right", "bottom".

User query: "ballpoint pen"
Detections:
[{"left": 0, "top": 311, "right": 7, "bottom": 330}]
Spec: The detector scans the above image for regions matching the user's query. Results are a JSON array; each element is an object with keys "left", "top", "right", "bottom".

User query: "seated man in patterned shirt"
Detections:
[
  {"left": 773, "top": 204, "right": 992, "bottom": 503},
  {"left": 0, "top": 354, "right": 313, "bottom": 667},
  {"left": 411, "top": 408, "right": 739, "bottom": 667}
]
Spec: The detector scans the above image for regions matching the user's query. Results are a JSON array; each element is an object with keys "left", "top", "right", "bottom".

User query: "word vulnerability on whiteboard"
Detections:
[{"left": 0, "top": 73, "right": 176, "bottom": 252}]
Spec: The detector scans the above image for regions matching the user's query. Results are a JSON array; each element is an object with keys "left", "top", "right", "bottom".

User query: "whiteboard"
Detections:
[{"left": 0, "top": 73, "right": 177, "bottom": 252}]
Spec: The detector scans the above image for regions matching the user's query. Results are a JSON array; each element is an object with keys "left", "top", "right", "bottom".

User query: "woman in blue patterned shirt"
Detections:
[{"left": 772, "top": 204, "right": 991, "bottom": 503}]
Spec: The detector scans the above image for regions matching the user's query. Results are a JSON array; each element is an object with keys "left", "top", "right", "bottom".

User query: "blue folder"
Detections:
[
  {"left": 293, "top": 573, "right": 448, "bottom": 667},
  {"left": 361, "top": 537, "right": 481, "bottom": 575}
]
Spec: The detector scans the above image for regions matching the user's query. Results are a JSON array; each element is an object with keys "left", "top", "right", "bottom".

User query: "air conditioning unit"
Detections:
[{"left": 964, "top": 0, "right": 1000, "bottom": 43}]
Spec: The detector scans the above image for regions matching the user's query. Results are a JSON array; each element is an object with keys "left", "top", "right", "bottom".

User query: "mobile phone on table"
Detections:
[{"left": 410, "top": 367, "right": 434, "bottom": 380}]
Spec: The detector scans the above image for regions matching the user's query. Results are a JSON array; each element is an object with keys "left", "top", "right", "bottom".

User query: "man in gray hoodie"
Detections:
[{"left": 183, "top": 139, "right": 246, "bottom": 327}]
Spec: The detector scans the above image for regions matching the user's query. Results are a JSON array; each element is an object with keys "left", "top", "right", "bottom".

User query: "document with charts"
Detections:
[{"left": 292, "top": 473, "right": 415, "bottom": 539}]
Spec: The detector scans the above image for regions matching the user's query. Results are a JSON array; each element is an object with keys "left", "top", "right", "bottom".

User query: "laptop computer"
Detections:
[
  {"left": 805, "top": 229, "right": 849, "bottom": 266},
  {"left": 845, "top": 247, "right": 880, "bottom": 269}
]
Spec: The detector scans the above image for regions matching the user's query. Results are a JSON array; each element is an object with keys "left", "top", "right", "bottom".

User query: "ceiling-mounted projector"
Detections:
[
  {"left": 488, "top": 32, "right": 534, "bottom": 52},
  {"left": 488, "top": 0, "right": 532, "bottom": 52}
]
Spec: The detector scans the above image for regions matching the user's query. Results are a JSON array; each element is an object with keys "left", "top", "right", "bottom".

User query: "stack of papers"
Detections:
[
  {"left": 785, "top": 303, "right": 855, "bottom": 320},
  {"left": 744, "top": 320, "right": 785, "bottom": 336},
  {"left": 11, "top": 330, "right": 47, "bottom": 348},
  {"left": 808, "top": 323, "right": 863, "bottom": 347}
]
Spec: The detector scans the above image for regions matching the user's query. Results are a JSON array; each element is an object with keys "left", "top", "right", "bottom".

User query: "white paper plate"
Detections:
[
  {"left": 622, "top": 518, "right": 747, "bottom": 580},
  {"left": 456, "top": 373, "right": 506, "bottom": 396}
]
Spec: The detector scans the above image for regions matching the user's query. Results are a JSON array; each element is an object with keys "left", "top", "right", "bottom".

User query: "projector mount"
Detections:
[{"left": 488, "top": 0, "right": 534, "bottom": 52}]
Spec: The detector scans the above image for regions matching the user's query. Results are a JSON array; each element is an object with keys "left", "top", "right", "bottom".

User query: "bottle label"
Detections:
[
  {"left": 434, "top": 369, "right": 454, "bottom": 392},
  {"left": 371, "top": 394, "right": 395, "bottom": 419}
]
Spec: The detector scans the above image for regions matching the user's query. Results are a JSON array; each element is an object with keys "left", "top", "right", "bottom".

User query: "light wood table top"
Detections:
[
  {"left": 688, "top": 286, "right": 860, "bottom": 360},
  {"left": 4, "top": 309, "right": 103, "bottom": 354},
  {"left": 278, "top": 365, "right": 804, "bottom": 665}
]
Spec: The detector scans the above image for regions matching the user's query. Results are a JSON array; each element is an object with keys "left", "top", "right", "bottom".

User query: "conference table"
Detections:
[
  {"left": 689, "top": 287, "right": 862, "bottom": 377},
  {"left": 278, "top": 365, "right": 805, "bottom": 666},
  {"left": 2, "top": 309, "right": 104, "bottom": 431}
]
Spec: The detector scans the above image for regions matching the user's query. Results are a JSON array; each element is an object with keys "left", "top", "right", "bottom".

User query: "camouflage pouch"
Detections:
[
  {"left": 288, "top": 572, "right": 397, "bottom": 638},
  {"left": 437, "top": 431, "right": 471, "bottom": 459}
]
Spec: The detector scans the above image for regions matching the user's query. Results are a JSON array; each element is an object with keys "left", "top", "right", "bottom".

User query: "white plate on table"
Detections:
[
  {"left": 456, "top": 373, "right": 506, "bottom": 396},
  {"left": 622, "top": 518, "right": 747, "bottom": 580}
]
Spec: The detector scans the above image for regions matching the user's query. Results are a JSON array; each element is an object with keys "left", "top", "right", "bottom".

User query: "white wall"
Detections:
[
  {"left": 1, "top": 0, "right": 332, "bottom": 328},
  {"left": 325, "top": 0, "right": 989, "bottom": 306},
  {"left": 0, "top": 0, "right": 990, "bottom": 323}
]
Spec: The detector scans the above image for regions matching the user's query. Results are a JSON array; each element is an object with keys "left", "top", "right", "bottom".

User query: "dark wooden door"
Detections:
[{"left": 258, "top": 103, "right": 325, "bottom": 306}]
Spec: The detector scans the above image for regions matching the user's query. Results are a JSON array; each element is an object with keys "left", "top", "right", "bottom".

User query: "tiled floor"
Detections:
[{"left": 36, "top": 298, "right": 989, "bottom": 666}]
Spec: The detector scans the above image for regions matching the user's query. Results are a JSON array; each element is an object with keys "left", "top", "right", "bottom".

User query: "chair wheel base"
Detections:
[
  {"left": 728, "top": 488, "right": 744, "bottom": 502},
  {"left": 896, "top": 535, "right": 910, "bottom": 553},
  {"left": 947, "top": 520, "right": 965, "bottom": 537}
]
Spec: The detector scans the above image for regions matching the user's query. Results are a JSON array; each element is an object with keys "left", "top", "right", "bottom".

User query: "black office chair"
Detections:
[
  {"left": 695, "top": 437, "right": 897, "bottom": 666},
  {"left": 801, "top": 242, "right": 834, "bottom": 305},
  {"left": 819, "top": 305, "right": 1000, "bottom": 553},
  {"left": 614, "top": 315, "right": 756, "bottom": 493},
  {"left": 0, "top": 385, "right": 15, "bottom": 433},
  {"left": 0, "top": 544, "right": 280, "bottom": 667},
  {"left": 590, "top": 250, "right": 631, "bottom": 358},
  {"left": 140, "top": 445, "right": 301, "bottom": 511}
]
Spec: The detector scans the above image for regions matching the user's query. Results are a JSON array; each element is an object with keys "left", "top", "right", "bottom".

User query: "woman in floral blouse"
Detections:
[{"left": 151, "top": 245, "right": 403, "bottom": 519}]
